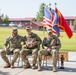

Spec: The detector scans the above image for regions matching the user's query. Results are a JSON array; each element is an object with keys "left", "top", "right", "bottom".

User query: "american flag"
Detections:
[{"left": 42, "top": 8, "right": 57, "bottom": 34}]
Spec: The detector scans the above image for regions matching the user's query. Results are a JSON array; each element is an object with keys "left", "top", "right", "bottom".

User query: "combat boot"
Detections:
[
  {"left": 23, "top": 63, "right": 31, "bottom": 69},
  {"left": 53, "top": 65, "right": 57, "bottom": 72},
  {"left": 38, "top": 64, "right": 41, "bottom": 71},
  {"left": 4, "top": 63, "right": 11, "bottom": 68},
  {"left": 11, "top": 62, "right": 14, "bottom": 68},
  {"left": 32, "top": 64, "right": 36, "bottom": 69}
]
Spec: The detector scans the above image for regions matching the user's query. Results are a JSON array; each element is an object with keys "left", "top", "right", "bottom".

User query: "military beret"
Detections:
[{"left": 25, "top": 26, "right": 32, "bottom": 30}]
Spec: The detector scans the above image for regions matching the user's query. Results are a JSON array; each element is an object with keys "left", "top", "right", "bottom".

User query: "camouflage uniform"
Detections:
[
  {"left": 0, "top": 29, "right": 24, "bottom": 68},
  {"left": 20, "top": 32, "right": 42, "bottom": 69},
  {"left": 38, "top": 34, "right": 61, "bottom": 71}
]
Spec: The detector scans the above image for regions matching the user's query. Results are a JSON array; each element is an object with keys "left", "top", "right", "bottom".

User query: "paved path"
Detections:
[{"left": 0, "top": 52, "right": 76, "bottom": 75}]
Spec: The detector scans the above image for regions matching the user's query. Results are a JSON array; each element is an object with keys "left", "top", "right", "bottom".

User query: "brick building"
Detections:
[
  {"left": 24, "top": 22, "right": 43, "bottom": 30},
  {"left": 65, "top": 16, "right": 76, "bottom": 31},
  {"left": 8, "top": 16, "right": 76, "bottom": 31},
  {"left": 9, "top": 18, "right": 36, "bottom": 26}
]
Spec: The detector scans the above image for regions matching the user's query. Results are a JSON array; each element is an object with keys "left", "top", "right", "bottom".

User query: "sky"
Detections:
[{"left": 0, "top": 0, "right": 76, "bottom": 18}]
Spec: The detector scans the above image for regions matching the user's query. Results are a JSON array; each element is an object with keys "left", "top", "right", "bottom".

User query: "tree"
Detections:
[
  {"left": 36, "top": 3, "right": 46, "bottom": 22},
  {"left": 74, "top": 18, "right": 76, "bottom": 26},
  {"left": 2, "top": 15, "right": 9, "bottom": 24},
  {"left": 1, "top": 14, "right": 4, "bottom": 18},
  {"left": 74, "top": 18, "right": 76, "bottom": 31}
]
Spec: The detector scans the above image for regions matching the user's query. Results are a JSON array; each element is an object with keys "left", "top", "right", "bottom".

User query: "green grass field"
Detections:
[{"left": 0, "top": 27, "right": 76, "bottom": 52}]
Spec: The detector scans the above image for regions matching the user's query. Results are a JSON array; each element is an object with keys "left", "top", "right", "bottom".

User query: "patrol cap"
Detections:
[
  {"left": 12, "top": 27, "right": 18, "bottom": 32},
  {"left": 25, "top": 26, "right": 32, "bottom": 30},
  {"left": 47, "top": 28, "right": 52, "bottom": 33}
]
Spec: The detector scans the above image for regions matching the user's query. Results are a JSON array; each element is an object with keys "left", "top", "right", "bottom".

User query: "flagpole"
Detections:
[
  {"left": 49, "top": 3, "right": 51, "bottom": 10},
  {"left": 55, "top": 2, "right": 57, "bottom": 8},
  {"left": 42, "top": 3, "right": 45, "bottom": 34},
  {"left": 55, "top": 2, "right": 60, "bottom": 68}
]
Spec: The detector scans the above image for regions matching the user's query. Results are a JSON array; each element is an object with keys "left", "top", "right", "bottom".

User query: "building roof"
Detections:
[
  {"left": 9, "top": 18, "right": 36, "bottom": 21},
  {"left": 24, "top": 22, "right": 43, "bottom": 27},
  {"left": 32, "top": 22, "right": 43, "bottom": 26},
  {"left": 9, "top": 16, "right": 76, "bottom": 22},
  {"left": 65, "top": 16, "right": 76, "bottom": 20}
]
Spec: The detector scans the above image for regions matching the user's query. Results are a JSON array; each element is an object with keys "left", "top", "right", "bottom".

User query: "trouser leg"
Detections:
[
  {"left": 0, "top": 50, "right": 10, "bottom": 63},
  {"left": 38, "top": 49, "right": 48, "bottom": 71},
  {"left": 32, "top": 49, "right": 38, "bottom": 69},
  {"left": 52, "top": 49, "right": 58, "bottom": 72},
  {"left": 12, "top": 49, "right": 20, "bottom": 63},
  {"left": 20, "top": 49, "right": 31, "bottom": 68},
  {"left": 32, "top": 49, "right": 38, "bottom": 65},
  {"left": 0, "top": 50, "right": 10, "bottom": 68},
  {"left": 20, "top": 49, "right": 30, "bottom": 64},
  {"left": 11, "top": 49, "right": 20, "bottom": 68}
]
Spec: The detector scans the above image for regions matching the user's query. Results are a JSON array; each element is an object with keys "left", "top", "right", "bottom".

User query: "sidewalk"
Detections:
[{"left": 0, "top": 52, "right": 76, "bottom": 75}]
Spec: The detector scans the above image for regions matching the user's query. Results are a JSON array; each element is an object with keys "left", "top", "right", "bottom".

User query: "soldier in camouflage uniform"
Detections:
[
  {"left": 38, "top": 28, "right": 61, "bottom": 72},
  {"left": 20, "top": 26, "right": 42, "bottom": 69},
  {"left": 0, "top": 27, "right": 24, "bottom": 68}
]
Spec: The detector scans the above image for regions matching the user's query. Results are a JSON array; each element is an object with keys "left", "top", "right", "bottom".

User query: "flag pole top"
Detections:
[
  {"left": 42, "top": 3, "right": 45, "bottom": 7},
  {"left": 55, "top": 3, "right": 57, "bottom": 8},
  {"left": 49, "top": 3, "right": 51, "bottom": 10},
  {"left": 49, "top": 3, "right": 51, "bottom": 7}
]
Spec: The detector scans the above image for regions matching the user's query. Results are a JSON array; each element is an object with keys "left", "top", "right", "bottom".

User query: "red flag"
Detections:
[{"left": 55, "top": 8, "right": 73, "bottom": 38}]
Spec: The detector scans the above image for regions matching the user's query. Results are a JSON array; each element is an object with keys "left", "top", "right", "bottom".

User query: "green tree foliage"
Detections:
[
  {"left": 2, "top": 15, "right": 9, "bottom": 24},
  {"left": 74, "top": 18, "right": 76, "bottom": 26},
  {"left": 1, "top": 14, "right": 4, "bottom": 18},
  {"left": 36, "top": 3, "right": 47, "bottom": 22}
]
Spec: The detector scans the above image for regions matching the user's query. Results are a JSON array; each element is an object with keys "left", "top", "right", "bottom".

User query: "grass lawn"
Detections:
[{"left": 0, "top": 27, "right": 76, "bottom": 52}]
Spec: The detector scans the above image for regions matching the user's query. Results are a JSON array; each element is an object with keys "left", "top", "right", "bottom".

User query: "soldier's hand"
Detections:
[
  {"left": 4, "top": 48, "right": 8, "bottom": 51},
  {"left": 51, "top": 46, "right": 56, "bottom": 49},
  {"left": 32, "top": 42, "right": 37, "bottom": 47},
  {"left": 26, "top": 43, "right": 32, "bottom": 48},
  {"left": 47, "top": 48, "right": 51, "bottom": 52}
]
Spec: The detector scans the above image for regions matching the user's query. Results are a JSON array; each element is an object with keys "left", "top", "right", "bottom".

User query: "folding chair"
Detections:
[
  {"left": 42, "top": 52, "right": 60, "bottom": 68},
  {"left": 42, "top": 54, "right": 52, "bottom": 67},
  {"left": 7, "top": 52, "right": 23, "bottom": 67},
  {"left": 13, "top": 54, "right": 38, "bottom": 67},
  {"left": 27, "top": 54, "right": 38, "bottom": 66}
]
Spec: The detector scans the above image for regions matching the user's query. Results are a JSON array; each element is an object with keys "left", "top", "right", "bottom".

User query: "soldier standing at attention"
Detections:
[
  {"left": 0, "top": 27, "right": 24, "bottom": 68},
  {"left": 20, "top": 26, "right": 42, "bottom": 69},
  {"left": 38, "top": 28, "right": 61, "bottom": 72}
]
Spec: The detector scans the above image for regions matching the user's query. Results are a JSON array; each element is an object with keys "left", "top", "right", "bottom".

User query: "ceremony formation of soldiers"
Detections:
[{"left": 0, "top": 26, "right": 61, "bottom": 72}]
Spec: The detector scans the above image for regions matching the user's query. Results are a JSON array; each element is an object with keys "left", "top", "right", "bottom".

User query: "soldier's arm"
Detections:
[
  {"left": 56, "top": 38, "right": 61, "bottom": 50},
  {"left": 22, "top": 36, "right": 27, "bottom": 48},
  {"left": 21, "top": 36, "right": 26, "bottom": 45},
  {"left": 51, "top": 35, "right": 61, "bottom": 50},
  {"left": 3, "top": 36, "right": 10, "bottom": 49},
  {"left": 34, "top": 34, "right": 42, "bottom": 46},
  {"left": 42, "top": 37, "right": 48, "bottom": 49}
]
